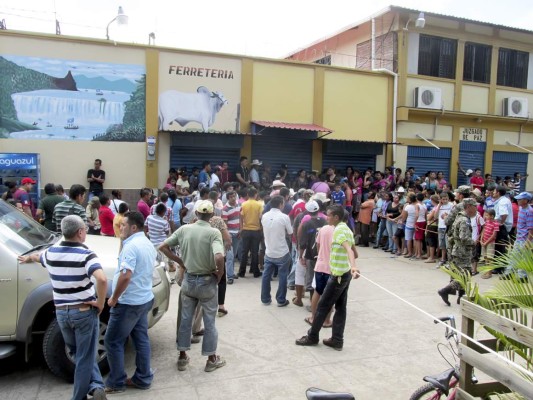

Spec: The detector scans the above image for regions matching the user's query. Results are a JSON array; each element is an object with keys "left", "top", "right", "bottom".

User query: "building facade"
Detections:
[{"left": 287, "top": 6, "right": 533, "bottom": 191}]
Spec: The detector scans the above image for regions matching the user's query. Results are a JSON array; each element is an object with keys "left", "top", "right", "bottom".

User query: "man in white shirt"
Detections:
[
  {"left": 260, "top": 195, "right": 293, "bottom": 306},
  {"left": 492, "top": 185, "right": 513, "bottom": 260}
]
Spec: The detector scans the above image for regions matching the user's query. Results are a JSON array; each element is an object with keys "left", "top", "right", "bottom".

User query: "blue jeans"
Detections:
[
  {"left": 287, "top": 245, "right": 298, "bottom": 287},
  {"left": 225, "top": 233, "right": 240, "bottom": 279},
  {"left": 261, "top": 252, "right": 291, "bottom": 304},
  {"left": 178, "top": 273, "right": 218, "bottom": 356},
  {"left": 386, "top": 219, "right": 398, "bottom": 252},
  {"left": 376, "top": 218, "right": 388, "bottom": 246},
  {"left": 56, "top": 307, "right": 104, "bottom": 400},
  {"left": 105, "top": 299, "right": 154, "bottom": 390},
  {"left": 308, "top": 271, "right": 352, "bottom": 344}
]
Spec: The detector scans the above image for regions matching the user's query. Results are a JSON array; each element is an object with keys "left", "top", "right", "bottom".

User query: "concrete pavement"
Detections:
[{"left": 0, "top": 247, "right": 495, "bottom": 399}]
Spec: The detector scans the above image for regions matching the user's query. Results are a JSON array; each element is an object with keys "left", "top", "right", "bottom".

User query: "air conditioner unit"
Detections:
[
  {"left": 503, "top": 97, "right": 528, "bottom": 118},
  {"left": 414, "top": 86, "right": 442, "bottom": 110}
]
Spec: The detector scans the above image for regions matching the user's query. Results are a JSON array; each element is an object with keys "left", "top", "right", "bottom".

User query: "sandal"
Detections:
[
  {"left": 292, "top": 297, "right": 303, "bottom": 307},
  {"left": 304, "top": 316, "right": 313, "bottom": 326},
  {"left": 218, "top": 308, "right": 228, "bottom": 317},
  {"left": 126, "top": 378, "right": 151, "bottom": 390}
]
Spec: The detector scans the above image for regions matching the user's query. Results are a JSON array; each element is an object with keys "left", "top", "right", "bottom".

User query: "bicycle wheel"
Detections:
[{"left": 409, "top": 383, "right": 442, "bottom": 400}]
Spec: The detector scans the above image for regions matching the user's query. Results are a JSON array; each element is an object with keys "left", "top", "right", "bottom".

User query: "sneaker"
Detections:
[
  {"left": 91, "top": 388, "right": 108, "bottom": 399},
  {"left": 227, "top": 278, "right": 234, "bottom": 285},
  {"left": 295, "top": 335, "right": 319, "bottom": 347},
  {"left": 322, "top": 338, "right": 343, "bottom": 351},
  {"left": 481, "top": 271, "right": 492, "bottom": 279},
  {"left": 177, "top": 356, "right": 190, "bottom": 371},
  {"left": 262, "top": 300, "right": 272, "bottom": 306},
  {"left": 205, "top": 355, "right": 226, "bottom": 372},
  {"left": 277, "top": 299, "right": 290, "bottom": 307}
]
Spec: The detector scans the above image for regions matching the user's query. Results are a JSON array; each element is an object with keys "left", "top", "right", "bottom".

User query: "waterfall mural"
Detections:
[{"left": 0, "top": 55, "right": 146, "bottom": 141}]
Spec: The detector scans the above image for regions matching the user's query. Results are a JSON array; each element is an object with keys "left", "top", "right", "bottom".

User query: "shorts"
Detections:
[
  {"left": 394, "top": 227, "right": 405, "bottom": 239},
  {"left": 405, "top": 226, "right": 415, "bottom": 241},
  {"left": 295, "top": 261, "right": 306, "bottom": 286},
  {"left": 438, "top": 228, "right": 447, "bottom": 249},
  {"left": 426, "top": 225, "right": 438, "bottom": 248},
  {"left": 414, "top": 222, "right": 426, "bottom": 241},
  {"left": 314, "top": 271, "right": 330, "bottom": 295}
]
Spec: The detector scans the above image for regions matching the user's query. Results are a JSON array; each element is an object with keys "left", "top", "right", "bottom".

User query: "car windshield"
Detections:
[{"left": 0, "top": 199, "right": 59, "bottom": 254}]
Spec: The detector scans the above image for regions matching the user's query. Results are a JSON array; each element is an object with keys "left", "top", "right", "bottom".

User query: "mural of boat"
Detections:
[
  {"left": 96, "top": 89, "right": 103, "bottom": 95},
  {"left": 64, "top": 118, "right": 79, "bottom": 129}
]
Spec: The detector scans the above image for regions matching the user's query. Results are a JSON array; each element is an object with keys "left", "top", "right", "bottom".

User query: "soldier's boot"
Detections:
[
  {"left": 437, "top": 284, "right": 454, "bottom": 306},
  {"left": 457, "top": 289, "right": 465, "bottom": 304}
]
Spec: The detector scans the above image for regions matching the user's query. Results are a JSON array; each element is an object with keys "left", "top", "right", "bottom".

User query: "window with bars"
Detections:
[
  {"left": 463, "top": 42, "right": 492, "bottom": 84},
  {"left": 497, "top": 48, "right": 529, "bottom": 89},
  {"left": 314, "top": 55, "right": 331, "bottom": 65},
  {"left": 418, "top": 34, "right": 457, "bottom": 79}
]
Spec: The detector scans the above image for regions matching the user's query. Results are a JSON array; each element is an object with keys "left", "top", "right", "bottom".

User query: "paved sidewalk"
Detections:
[{"left": 0, "top": 247, "right": 495, "bottom": 399}]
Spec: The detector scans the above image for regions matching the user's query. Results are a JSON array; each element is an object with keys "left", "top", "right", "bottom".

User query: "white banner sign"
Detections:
[{"left": 460, "top": 127, "right": 486, "bottom": 142}]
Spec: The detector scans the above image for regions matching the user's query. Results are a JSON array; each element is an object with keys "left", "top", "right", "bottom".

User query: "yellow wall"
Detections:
[
  {"left": 322, "top": 70, "right": 390, "bottom": 141},
  {"left": 1, "top": 140, "right": 145, "bottom": 189},
  {"left": 461, "top": 85, "right": 489, "bottom": 114},
  {"left": 251, "top": 62, "right": 314, "bottom": 123},
  {"left": 493, "top": 130, "right": 533, "bottom": 147},
  {"left": 397, "top": 121, "right": 453, "bottom": 141}
]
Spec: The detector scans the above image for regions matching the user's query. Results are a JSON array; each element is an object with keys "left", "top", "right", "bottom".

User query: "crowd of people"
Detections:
[{"left": 3, "top": 156, "right": 533, "bottom": 400}]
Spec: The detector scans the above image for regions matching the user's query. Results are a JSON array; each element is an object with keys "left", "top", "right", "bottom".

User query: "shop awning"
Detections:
[{"left": 252, "top": 120, "right": 333, "bottom": 133}]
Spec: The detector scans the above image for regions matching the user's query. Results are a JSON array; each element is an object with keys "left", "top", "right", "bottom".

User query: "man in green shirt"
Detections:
[
  {"left": 159, "top": 200, "right": 226, "bottom": 373},
  {"left": 36, "top": 183, "right": 64, "bottom": 231},
  {"left": 296, "top": 204, "right": 360, "bottom": 351}
]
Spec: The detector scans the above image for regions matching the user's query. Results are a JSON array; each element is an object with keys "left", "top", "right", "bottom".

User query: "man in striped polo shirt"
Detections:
[
  {"left": 222, "top": 191, "right": 241, "bottom": 283},
  {"left": 296, "top": 204, "right": 360, "bottom": 351},
  {"left": 18, "top": 215, "right": 108, "bottom": 400},
  {"left": 52, "top": 184, "right": 88, "bottom": 232}
]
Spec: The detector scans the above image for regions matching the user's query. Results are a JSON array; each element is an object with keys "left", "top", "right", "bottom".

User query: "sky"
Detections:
[{"left": 1, "top": 0, "right": 533, "bottom": 58}]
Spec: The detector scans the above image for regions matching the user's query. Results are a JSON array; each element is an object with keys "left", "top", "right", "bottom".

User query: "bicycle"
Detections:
[{"left": 409, "top": 316, "right": 478, "bottom": 400}]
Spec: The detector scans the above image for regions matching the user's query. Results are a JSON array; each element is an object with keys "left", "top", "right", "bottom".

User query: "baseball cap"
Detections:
[
  {"left": 195, "top": 200, "right": 214, "bottom": 214},
  {"left": 21, "top": 177, "right": 36, "bottom": 185},
  {"left": 462, "top": 198, "right": 477, "bottom": 207},
  {"left": 465, "top": 169, "right": 474, "bottom": 175},
  {"left": 455, "top": 185, "right": 471, "bottom": 195},
  {"left": 305, "top": 200, "right": 320, "bottom": 212},
  {"left": 515, "top": 192, "right": 533, "bottom": 201}
]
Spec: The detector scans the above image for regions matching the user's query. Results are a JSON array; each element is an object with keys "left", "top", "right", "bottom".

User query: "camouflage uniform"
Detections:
[
  {"left": 449, "top": 210, "right": 475, "bottom": 290},
  {"left": 444, "top": 185, "right": 470, "bottom": 261}
]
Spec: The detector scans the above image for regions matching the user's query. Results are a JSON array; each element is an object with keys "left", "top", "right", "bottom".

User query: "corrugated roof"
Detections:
[
  {"left": 285, "top": 5, "right": 533, "bottom": 58},
  {"left": 164, "top": 130, "right": 256, "bottom": 135},
  {"left": 252, "top": 120, "right": 333, "bottom": 133}
]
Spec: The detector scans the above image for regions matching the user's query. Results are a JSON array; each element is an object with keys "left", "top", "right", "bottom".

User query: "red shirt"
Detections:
[
  {"left": 137, "top": 200, "right": 150, "bottom": 220},
  {"left": 482, "top": 220, "right": 499, "bottom": 243},
  {"left": 99, "top": 205, "right": 115, "bottom": 236},
  {"left": 470, "top": 176, "right": 484, "bottom": 190}
]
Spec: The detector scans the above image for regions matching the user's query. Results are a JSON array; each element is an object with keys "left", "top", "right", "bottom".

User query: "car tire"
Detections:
[{"left": 42, "top": 317, "right": 110, "bottom": 382}]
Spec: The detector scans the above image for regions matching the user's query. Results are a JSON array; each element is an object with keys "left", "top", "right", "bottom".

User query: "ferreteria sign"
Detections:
[
  {"left": 460, "top": 127, "right": 486, "bottom": 142},
  {"left": 167, "top": 65, "right": 234, "bottom": 79},
  {"left": 159, "top": 52, "right": 242, "bottom": 133}
]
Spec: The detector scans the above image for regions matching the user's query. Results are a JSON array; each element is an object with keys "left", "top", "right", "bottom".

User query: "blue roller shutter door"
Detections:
[
  {"left": 457, "top": 141, "right": 486, "bottom": 187},
  {"left": 252, "top": 132, "right": 312, "bottom": 180},
  {"left": 407, "top": 146, "right": 451, "bottom": 181},
  {"left": 170, "top": 147, "right": 240, "bottom": 172},
  {"left": 322, "top": 154, "right": 376, "bottom": 174},
  {"left": 492, "top": 152, "right": 528, "bottom": 191}
]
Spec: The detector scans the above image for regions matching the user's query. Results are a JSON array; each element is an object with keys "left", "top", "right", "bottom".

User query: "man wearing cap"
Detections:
[
  {"left": 249, "top": 159, "right": 262, "bottom": 189},
  {"left": 443, "top": 185, "right": 471, "bottom": 260},
  {"left": 395, "top": 186, "right": 406, "bottom": 205},
  {"left": 14, "top": 177, "right": 36, "bottom": 218},
  {"left": 158, "top": 200, "right": 226, "bottom": 373},
  {"left": 260, "top": 195, "right": 293, "bottom": 306},
  {"left": 437, "top": 198, "right": 478, "bottom": 306},
  {"left": 501, "top": 192, "right": 532, "bottom": 280}
]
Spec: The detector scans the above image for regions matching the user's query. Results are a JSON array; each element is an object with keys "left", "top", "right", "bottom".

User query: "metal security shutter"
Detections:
[
  {"left": 407, "top": 146, "right": 451, "bottom": 181},
  {"left": 322, "top": 154, "right": 376, "bottom": 174},
  {"left": 170, "top": 147, "right": 240, "bottom": 172},
  {"left": 252, "top": 132, "right": 312, "bottom": 179},
  {"left": 492, "top": 151, "right": 528, "bottom": 191},
  {"left": 457, "top": 141, "right": 486, "bottom": 186}
]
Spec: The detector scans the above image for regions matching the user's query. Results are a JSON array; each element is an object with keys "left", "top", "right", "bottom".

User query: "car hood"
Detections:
[{"left": 81, "top": 235, "right": 121, "bottom": 280}]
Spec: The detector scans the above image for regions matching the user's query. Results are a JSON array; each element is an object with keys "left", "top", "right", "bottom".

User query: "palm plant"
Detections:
[{"left": 443, "top": 242, "right": 533, "bottom": 399}]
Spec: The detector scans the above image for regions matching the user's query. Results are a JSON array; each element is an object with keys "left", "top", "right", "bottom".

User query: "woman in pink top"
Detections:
[{"left": 305, "top": 224, "right": 335, "bottom": 327}]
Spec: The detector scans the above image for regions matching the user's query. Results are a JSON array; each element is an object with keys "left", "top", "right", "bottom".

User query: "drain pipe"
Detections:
[{"left": 374, "top": 68, "right": 398, "bottom": 166}]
